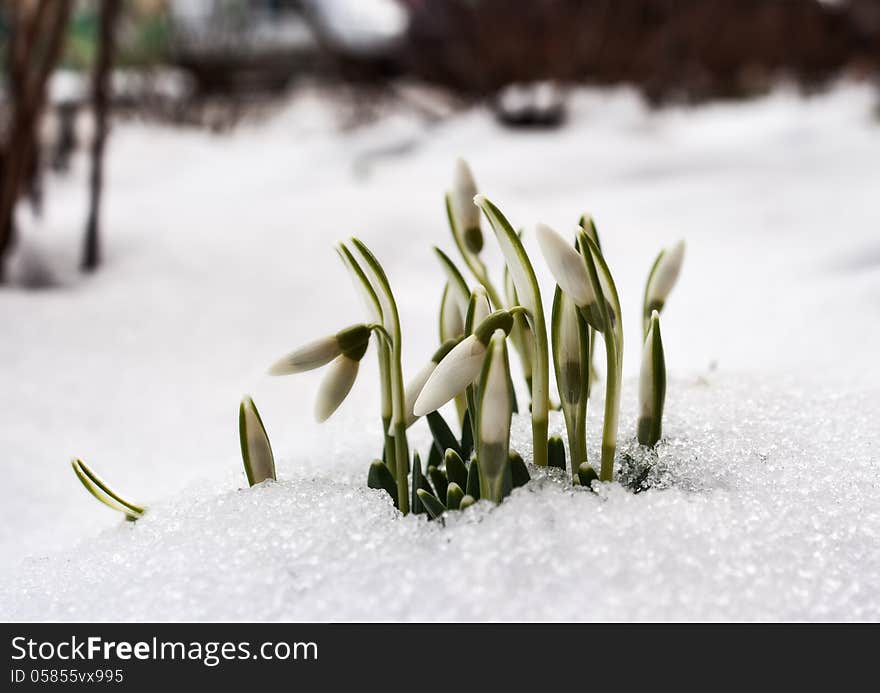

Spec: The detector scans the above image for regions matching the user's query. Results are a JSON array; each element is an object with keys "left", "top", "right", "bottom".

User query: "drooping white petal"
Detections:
[
  {"left": 314, "top": 355, "right": 360, "bottom": 422},
  {"left": 647, "top": 240, "right": 685, "bottom": 307},
  {"left": 404, "top": 360, "right": 436, "bottom": 427},
  {"left": 536, "top": 223, "right": 595, "bottom": 307},
  {"left": 240, "top": 397, "right": 276, "bottom": 486},
  {"left": 413, "top": 335, "right": 486, "bottom": 416},
  {"left": 268, "top": 335, "right": 340, "bottom": 375}
]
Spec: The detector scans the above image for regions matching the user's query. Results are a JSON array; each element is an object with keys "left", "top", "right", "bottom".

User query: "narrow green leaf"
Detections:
[
  {"left": 71, "top": 458, "right": 145, "bottom": 519},
  {"left": 548, "top": 435, "right": 566, "bottom": 471},
  {"left": 460, "top": 409, "right": 474, "bottom": 461},
  {"left": 577, "top": 462, "right": 599, "bottom": 489},
  {"left": 239, "top": 396, "right": 276, "bottom": 486},
  {"left": 411, "top": 452, "right": 426, "bottom": 514},
  {"left": 428, "top": 464, "right": 448, "bottom": 501},
  {"left": 446, "top": 482, "right": 464, "bottom": 510},
  {"left": 444, "top": 449, "right": 468, "bottom": 489},
  {"left": 509, "top": 451, "right": 530, "bottom": 488},
  {"left": 459, "top": 494, "right": 476, "bottom": 510},
  {"left": 427, "top": 411, "right": 463, "bottom": 458},
  {"left": 466, "top": 457, "right": 481, "bottom": 500},
  {"left": 368, "top": 459, "right": 398, "bottom": 507},
  {"left": 417, "top": 488, "right": 447, "bottom": 520}
]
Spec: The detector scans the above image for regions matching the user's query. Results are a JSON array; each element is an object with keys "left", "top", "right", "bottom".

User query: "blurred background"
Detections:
[{"left": 2, "top": 0, "right": 880, "bottom": 283}]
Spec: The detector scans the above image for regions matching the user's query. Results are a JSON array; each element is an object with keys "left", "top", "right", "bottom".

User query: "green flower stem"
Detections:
[
  {"left": 336, "top": 245, "right": 395, "bottom": 471},
  {"left": 353, "top": 239, "right": 410, "bottom": 515},
  {"left": 579, "top": 233, "right": 624, "bottom": 482},
  {"left": 445, "top": 194, "right": 504, "bottom": 310}
]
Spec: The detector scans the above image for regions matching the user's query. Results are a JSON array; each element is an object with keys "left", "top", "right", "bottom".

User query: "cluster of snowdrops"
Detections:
[{"left": 71, "top": 160, "right": 684, "bottom": 521}]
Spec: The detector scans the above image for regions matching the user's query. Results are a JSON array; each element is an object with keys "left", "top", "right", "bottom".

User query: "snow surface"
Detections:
[{"left": 2, "top": 82, "right": 880, "bottom": 620}]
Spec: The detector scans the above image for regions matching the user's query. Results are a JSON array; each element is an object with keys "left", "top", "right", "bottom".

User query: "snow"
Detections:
[{"left": 2, "top": 81, "right": 880, "bottom": 620}]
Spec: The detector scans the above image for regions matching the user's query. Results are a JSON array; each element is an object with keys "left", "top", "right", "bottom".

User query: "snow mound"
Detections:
[{"left": 4, "top": 374, "right": 878, "bottom": 621}]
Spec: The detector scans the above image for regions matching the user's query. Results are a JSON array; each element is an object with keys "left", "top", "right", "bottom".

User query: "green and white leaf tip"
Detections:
[
  {"left": 71, "top": 457, "right": 145, "bottom": 521},
  {"left": 637, "top": 310, "right": 666, "bottom": 448},
  {"left": 268, "top": 323, "right": 371, "bottom": 375},
  {"left": 413, "top": 310, "right": 514, "bottom": 416},
  {"left": 477, "top": 330, "right": 513, "bottom": 503},
  {"left": 451, "top": 158, "right": 483, "bottom": 255},
  {"left": 239, "top": 396, "right": 276, "bottom": 486}
]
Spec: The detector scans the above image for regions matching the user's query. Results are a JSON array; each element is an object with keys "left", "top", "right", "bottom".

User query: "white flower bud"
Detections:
[
  {"left": 536, "top": 223, "right": 595, "bottom": 308},
  {"left": 268, "top": 324, "right": 370, "bottom": 375},
  {"left": 477, "top": 331, "right": 512, "bottom": 502},
  {"left": 470, "top": 286, "right": 491, "bottom": 332},
  {"left": 637, "top": 311, "right": 666, "bottom": 447},
  {"left": 646, "top": 240, "right": 685, "bottom": 309},
  {"left": 403, "top": 360, "right": 436, "bottom": 427},
  {"left": 555, "top": 290, "right": 583, "bottom": 405},
  {"left": 314, "top": 355, "right": 360, "bottom": 422},
  {"left": 451, "top": 158, "right": 482, "bottom": 253},
  {"left": 440, "top": 284, "right": 465, "bottom": 341},
  {"left": 239, "top": 397, "right": 276, "bottom": 486},
  {"left": 413, "top": 335, "right": 486, "bottom": 416}
]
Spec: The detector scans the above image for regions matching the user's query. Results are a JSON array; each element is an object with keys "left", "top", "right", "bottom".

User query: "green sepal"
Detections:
[
  {"left": 417, "top": 489, "right": 447, "bottom": 520},
  {"left": 466, "top": 458, "right": 481, "bottom": 500},
  {"left": 577, "top": 462, "right": 599, "bottom": 489},
  {"left": 368, "top": 459, "right": 398, "bottom": 507},
  {"left": 446, "top": 482, "right": 464, "bottom": 510},
  {"left": 459, "top": 495, "right": 476, "bottom": 510},
  {"left": 444, "top": 448, "right": 468, "bottom": 489},
  {"left": 427, "top": 411, "right": 463, "bottom": 458},
  {"left": 509, "top": 451, "right": 530, "bottom": 488},
  {"left": 428, "top": 464, "right": 448, "bottom": 501},
  {"left": 548, "top": 436, "right": 566, "bottom": 471}
]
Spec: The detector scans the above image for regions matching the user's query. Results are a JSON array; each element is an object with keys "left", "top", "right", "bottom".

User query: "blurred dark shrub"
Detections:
[{"left": 401, "top": 0, "right": 880, "bottom": 102}]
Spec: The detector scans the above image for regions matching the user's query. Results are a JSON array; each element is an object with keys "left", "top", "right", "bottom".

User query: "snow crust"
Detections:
[{"left": 2, "top": 82, "right": 880, "bottom": 620}]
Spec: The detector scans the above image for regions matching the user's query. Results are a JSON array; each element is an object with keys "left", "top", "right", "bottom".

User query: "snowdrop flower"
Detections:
[
  {"left": 451, "top": 158, "right": 483, "bottom": 254},
  {"left": 314, "top": 353, "right": 361, "bottom": 422},
  {"left": 645, "top": 240, "right": 685, "bottom": 313},
  {"left": 239, "top": 396, "right": 276, "bottom": 486},
  {"left": 637, "top": 311, "right": 666, "bottom": 447},
  {"left": 536, "top": 223, "right": 595, "bottom": 308},
  {"left": 268, "top": 324, "right": 371, "bottom": 375},
  {"left": 403, "top": 339, "right": 459, "bottom": 427},
  {"left": 413, "top": 310, "right": 514, "bottom": 416},
  {"left": 477, "top": 330, "right": 512, "bottom": 502}
]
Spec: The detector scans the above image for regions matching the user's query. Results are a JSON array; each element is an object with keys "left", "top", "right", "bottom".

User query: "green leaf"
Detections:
[
  {"left": 428, "top": 464, "right": 448, "bottom": 501},
  {"left": 446, "top": 482, "right": 464, "bottom": 510},
  {"left": 70, "top": 458, "right": 145, "bottom": 520},
  {"left": 509, "top": 451, "right": 530, "bottom": 488},
  {"left": 459, "top": 494, "right": 476, "bottom": 510},
  {"left": 434, "top": 247, "right": 471, "bottom": 317},
  {"left": 577, "top": 463, "right": 599, "bottom": 489},
  {"left": 411, "top": 452, "right": 426, "bottom": 514},
  {"left": 417, "top": 489, "right": 447, "bottom": 520},
  {"left": 460, "top": 409, "right": 474, "bottom": 461},
  {"left": 444, "top": 448, "right": 468, "bottom": 489},
  {"left": 368, "top": 459, "right": 398, "bottom": 507},
  {"left": 466, "top": 457, "right": 481, "bottom": 500},
  {"left": 427, "top": 411, "right": 463, "bottom": 459},
  {"left": 548, "top": 435, "right": 566, "bottom": 471}
]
